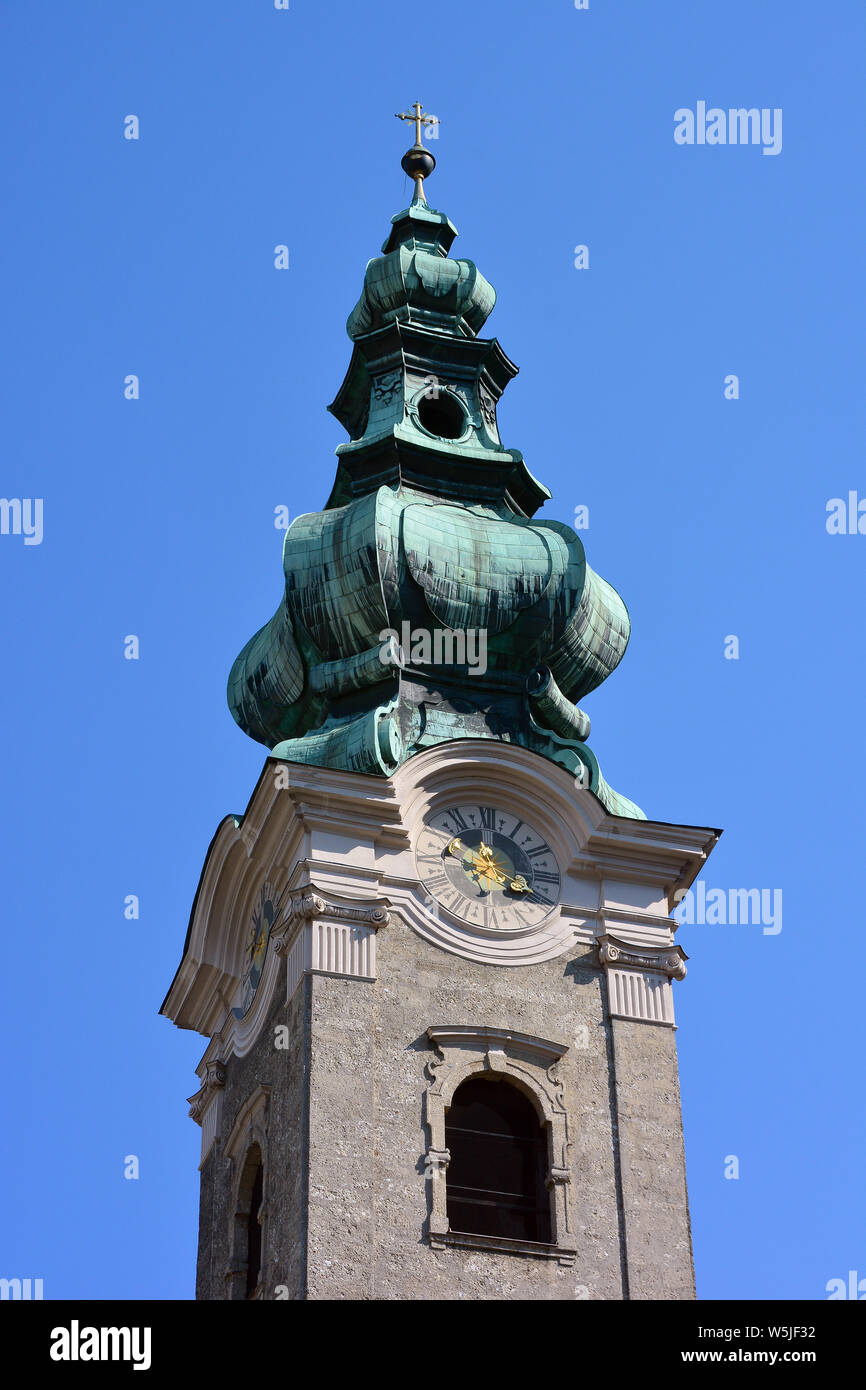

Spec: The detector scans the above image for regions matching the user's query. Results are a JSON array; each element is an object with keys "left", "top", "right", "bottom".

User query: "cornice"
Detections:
[
  {"left": 163, "top": 743, "right": 719, "bottom": 1038},
  {"left": 427, "top": 1025, "right": 568, "bottom": 1070}
]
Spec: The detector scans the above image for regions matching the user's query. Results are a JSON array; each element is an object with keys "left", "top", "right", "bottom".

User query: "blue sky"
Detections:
[{"left": 1, "top": 0, "right": 863, "bottom": 1300}]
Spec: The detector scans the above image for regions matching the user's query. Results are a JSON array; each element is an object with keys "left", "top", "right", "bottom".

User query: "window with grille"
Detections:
[
  {"left": 244, "top": 1151, "right": 264, "bottom": 1297},
  {"left": 444, "top": 1076, "right": 551, "bottom": 1243}
]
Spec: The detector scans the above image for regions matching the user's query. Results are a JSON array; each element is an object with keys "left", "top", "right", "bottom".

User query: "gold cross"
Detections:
[{"left": 395, "top": 101, "right": 439, "bottom": 145}]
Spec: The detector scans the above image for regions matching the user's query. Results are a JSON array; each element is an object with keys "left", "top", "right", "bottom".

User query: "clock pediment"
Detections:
[{"left": 162, "top": 745, "right": 719, "bottom": 1024}]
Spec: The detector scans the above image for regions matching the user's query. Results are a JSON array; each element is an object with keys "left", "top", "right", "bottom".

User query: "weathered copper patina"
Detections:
[{"left": 228, "top": 140, "right": 642, "bottom": 817}]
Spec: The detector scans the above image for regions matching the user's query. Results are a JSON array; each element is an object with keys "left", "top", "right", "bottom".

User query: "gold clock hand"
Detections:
[
  {"left": 462, "top": 843, "right": 527, "bottom": 891},
  {"left": 447, "top": 840, "right": 495, "bottom": 886},
  {"left": 445, "top": 838, "right": 530, "bottom": 893},
  {"left": 476, "top": 859, "right": 521, "bottom": 891}
]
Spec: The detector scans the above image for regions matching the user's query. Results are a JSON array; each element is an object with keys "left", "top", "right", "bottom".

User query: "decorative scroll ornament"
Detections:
[
  {"left": 598, "top": 934, "right": 687, "bottom": 980},
  {"left": 187, "top": 1060, "right": 226, "bottom": 1127},
  {"left": 598, "top": 933, "right": 688, "bottom": 1027},
  {"left": 372, "top": 370, "right": 402, "bottom": 405},
  {"left": 273, "top": 892, "right": 390, "bottom": 956}
]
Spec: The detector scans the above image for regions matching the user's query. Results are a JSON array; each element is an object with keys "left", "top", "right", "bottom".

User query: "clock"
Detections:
[
  {"left": 234, "top": 881, "right": 282, "bottom": 1018},
  {"left": 415, "top": 804, "right": 561, "bottom": 930}
]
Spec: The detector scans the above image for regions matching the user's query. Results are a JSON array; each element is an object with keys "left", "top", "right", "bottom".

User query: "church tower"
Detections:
[{"left": 161, "top": 109, "right": 720, "bottom": 1301}]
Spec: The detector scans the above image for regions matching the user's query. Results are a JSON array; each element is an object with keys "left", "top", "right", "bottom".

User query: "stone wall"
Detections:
[
  {"left": 304, "top": 929, "right": 623, "bottom": 1299},
  {"left": 196, "top": 972, "right": 308, "bottom": 1301},
  {"left": 197, "top": 920, "right": 694, "bottom": 1300},
  {"left": 610, "top": 1018, "right": 695, "bottom": 1300}
]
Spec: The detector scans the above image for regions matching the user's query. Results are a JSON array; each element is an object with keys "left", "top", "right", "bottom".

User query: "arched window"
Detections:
[
  {"left": 444, "top": 1076, "right": 551, "bottom": 1243},
  {"left": 245, "top": 1157, "right": 264, "bottom": 1298},
  {"left": 229, "top": 1143, "right": 265, "bottom": 1300}
]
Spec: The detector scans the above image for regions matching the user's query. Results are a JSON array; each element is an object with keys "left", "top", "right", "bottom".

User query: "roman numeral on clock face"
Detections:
[{"left": 417, "top": 804, "right": 560, "bottom": 929}]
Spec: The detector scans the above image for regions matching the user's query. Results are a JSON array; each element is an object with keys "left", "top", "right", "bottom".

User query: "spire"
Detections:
[
  {"left": 345, "top": 103, "right": 492, "bottom": 342},
  {"left": 225, "top": 122, "right": 644, "bottom": 819},
  {"left": 395, "top": 101, "right": 439, "bottom": 204}
]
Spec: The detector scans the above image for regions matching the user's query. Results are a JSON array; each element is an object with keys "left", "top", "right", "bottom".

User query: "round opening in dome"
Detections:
[{"left": 416, "top": 391, "right": 466, "bottom": 440}]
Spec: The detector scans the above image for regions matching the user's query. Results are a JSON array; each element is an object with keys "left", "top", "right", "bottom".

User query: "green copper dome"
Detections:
[
  {"left": 227, "top": 168, "right": 644, "bottom": 819},
  {"left": 346, "top": 197, "right": 496, "bottom": 340}
]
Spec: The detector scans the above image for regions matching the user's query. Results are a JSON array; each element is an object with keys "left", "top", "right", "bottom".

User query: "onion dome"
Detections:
[{"left": 226, "top": 106, "right": 644, "bottom": 819}]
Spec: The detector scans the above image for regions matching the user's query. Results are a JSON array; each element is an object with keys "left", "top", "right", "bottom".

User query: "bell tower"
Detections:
[{"left": 161, "top": 111, "right": 719, "bottom": 1301}]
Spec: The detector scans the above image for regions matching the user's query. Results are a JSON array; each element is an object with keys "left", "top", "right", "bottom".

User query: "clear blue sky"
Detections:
[{"left": 1, "top": 1, "right": 863, "bottom": 1300}]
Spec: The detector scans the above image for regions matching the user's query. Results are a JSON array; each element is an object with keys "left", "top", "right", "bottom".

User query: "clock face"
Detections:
[
  {"left": 416, "top": 804, "right": 561, "bottom": 930},
  {"left": 234, "top": 881, "right": 280, "bottom": 1018}
]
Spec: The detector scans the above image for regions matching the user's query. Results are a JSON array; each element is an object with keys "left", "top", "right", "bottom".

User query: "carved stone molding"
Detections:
[
  {"left": 275, "top": 891, "right": 389, "bottom": 1002},
  {"left": 224, "top": 1084, "right": 271, "bottom": 1168},
  {"left": 188, "top": 1059, "right": 227, "bottom": 1164},
  {"left": 598, "top": 934, "right": 687, "bottom": 979},
  {"left": 423, "top": 1025, "right": 576, "bottom": 1264},
  {"left": 598, "top": 933, "right": 688, "bottom": 1026},
  {"left": 273, "top": 892, "right": 390, "bottom": 952},
  {"left": 224, "top": 1086, "right": 271, "bottom": 1301}
]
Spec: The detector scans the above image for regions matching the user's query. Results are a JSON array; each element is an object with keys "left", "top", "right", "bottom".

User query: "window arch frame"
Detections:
[
  {"left": 224, "top": 1085, "right": 271, "bottom": 1299},
  {"left": 424, "top": 1026, "right": 576, "bottom": 1264}
]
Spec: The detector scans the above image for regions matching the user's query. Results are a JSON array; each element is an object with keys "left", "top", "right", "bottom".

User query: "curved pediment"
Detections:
[{"left": 160, "top": 766, "right": 291, "bottom": 1038}]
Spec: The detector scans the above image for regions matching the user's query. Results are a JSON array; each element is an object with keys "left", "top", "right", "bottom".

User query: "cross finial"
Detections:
[
  {"left": 395, "top": 101, "right": 439, "bottom": 146},
  {"left": 394, "top": 101, "right": 439, "bottom": 204}
]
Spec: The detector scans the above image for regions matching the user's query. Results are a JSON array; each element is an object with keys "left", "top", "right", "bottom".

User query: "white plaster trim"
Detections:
[
  {"left": 275, "top": 890, "right": 387, "bottom": 1001},
  {"left": 164, "top": 747, "right": 717, "bottom": 1040},
  {"left": 607, "top": 969, "right": 674, "bottom": 1025},
  {"left": 224, "top": 1084, "right": 270, "bottom": 1166},
  {"left": 225, "top": 924, "right": 286, "bottom": 1060},
  {"left": 599, "top": 933, "right": 687, "bottom": 1026},
  {"left": 387, "top": 743, "right": 716, "bottom": 967},
  {"left": 224, "top": 1088, "right": 270, "bottom": 1301},
  {"left": 187, "top": 1060, "right": 226, "bottom": 1166},
  {"left": 393, "top": 886, "right": 578, "bottom": 967},
  {"left": 284, "top": 929, "right": 307, "bottom": 1003}
]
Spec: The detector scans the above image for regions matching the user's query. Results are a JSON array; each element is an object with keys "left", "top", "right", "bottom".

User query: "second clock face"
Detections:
[
  {"left": 416, "top": 804, "right": 561, "bottom": 930},
  {"left": 234, "top": 881, "right": 279, "bottom": 1019}
]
